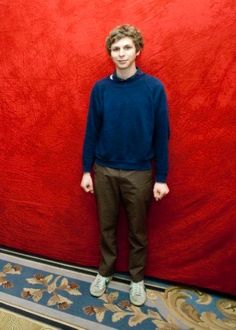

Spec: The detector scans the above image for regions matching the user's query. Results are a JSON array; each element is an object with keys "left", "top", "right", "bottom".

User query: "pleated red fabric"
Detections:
[{"left": 0, "top": 0, "right": 235, "bottom": 295}]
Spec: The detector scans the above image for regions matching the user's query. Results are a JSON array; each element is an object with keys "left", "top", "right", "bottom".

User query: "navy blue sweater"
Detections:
[{"left": 82, "top": 70, "right": 170, "bottom": 182}]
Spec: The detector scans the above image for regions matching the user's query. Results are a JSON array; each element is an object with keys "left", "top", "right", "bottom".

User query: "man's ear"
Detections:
[{"left": 136, "top": 50, "right": 141, "bottom": 56}]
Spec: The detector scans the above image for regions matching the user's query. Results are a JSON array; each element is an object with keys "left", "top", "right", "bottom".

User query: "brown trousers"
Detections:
[{"left": 94, "top": 163, "right": 153, "bottom": 282}]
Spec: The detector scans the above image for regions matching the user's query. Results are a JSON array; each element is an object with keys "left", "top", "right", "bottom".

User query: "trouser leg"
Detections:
[
  {"left": 94, "top": 164, "right": 120, "bottom": 277},
  {"left": 120, "top": 170, "right": 153, "bottom": 282}
]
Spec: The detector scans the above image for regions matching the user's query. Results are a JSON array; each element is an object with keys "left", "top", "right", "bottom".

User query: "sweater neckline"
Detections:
[{"left": 110, "top": 68, "right": 144, "bottom": 83}]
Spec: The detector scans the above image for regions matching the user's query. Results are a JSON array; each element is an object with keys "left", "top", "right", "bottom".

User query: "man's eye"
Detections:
[
  {"left": 112, "top": 48, "right": 119, "bottom": 51},
  {"left": 124, "top": 46, "right": 132, "bottom": 49}
]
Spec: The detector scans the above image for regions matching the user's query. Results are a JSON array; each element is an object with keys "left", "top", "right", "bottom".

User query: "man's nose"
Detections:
[{"left": 118, "top": 48, "right": 125, "bottom": 56}]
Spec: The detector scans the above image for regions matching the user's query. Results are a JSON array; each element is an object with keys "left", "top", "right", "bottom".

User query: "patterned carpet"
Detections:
[
  {"left": 0, "top": 306, "right": 60, "bottom": 330},
  {"left": 0, "top": 249, "right": 235, "bottom": 330}
]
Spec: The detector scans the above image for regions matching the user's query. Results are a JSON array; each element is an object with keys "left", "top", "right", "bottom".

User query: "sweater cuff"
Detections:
[
  {"left": 83, "top": 164, "right": 93, "bottom": 173},
  {"left": 155, "top": 174, "right": 167, "bottom": 183}
]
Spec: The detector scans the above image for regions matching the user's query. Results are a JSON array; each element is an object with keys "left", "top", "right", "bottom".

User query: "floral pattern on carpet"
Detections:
[
  {"left": 0, "top": 263, "right": 22, "bottom": 289},
  {"left": 83, "top": 288, "right": 236, "bottom": 329},
  {"left": 0, "top": 259, "right": 235, "bottom": 330},
  {"left": 22, "top": 272, "right": 81, "bottom": 310}
]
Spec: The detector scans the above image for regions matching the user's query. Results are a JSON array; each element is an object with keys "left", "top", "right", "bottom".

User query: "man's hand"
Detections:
[
  {"left": 80, "top": 172, "right": 94, "bottom": 193},
  {"left": 153, "top": 182, "right": 169, "bottom": 201}
]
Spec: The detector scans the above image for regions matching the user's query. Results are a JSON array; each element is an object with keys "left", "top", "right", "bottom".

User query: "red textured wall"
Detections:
[{"left": 0, "top": 0, "right": 235, "bottom": 295}]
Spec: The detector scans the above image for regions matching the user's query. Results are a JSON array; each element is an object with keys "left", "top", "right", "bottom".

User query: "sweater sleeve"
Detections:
[
  {"left": 82, "top": 84, "right": 102, "bottom": 172},
  {"left": 154, "top": 84, "right": 170, "bottom": 182}
]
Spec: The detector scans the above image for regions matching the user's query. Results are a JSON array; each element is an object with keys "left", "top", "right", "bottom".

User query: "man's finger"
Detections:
[
  {"left": 87, "top": 185, "right": 94, "bottom": 193},
  {"left": 154, "top": 192, "right": 160, "bottom": 200},
  {"left": 84, "top": 184, "right": 92, "bottom": 192}
]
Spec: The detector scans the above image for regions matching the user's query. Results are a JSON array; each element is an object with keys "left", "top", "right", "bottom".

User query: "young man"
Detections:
[{"left": 81, "top": 25, "right": 170, "bottom": 306}]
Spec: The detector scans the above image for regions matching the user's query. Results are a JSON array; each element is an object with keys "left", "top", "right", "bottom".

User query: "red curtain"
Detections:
[{"left": 0, "top": 0, "right": 235, "bottom": 295}]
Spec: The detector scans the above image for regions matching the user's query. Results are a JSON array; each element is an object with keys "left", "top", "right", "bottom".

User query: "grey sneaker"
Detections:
[
  {"left": 90, "top": 273, "right": 111, "bottom": 297},
  {"left": 129, "top": 280, "right": 146, "bottom": 306}
]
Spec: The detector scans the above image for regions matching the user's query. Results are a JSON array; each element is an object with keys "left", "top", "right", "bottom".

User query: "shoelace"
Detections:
[{"left": 131, "top": 282, "right": 144, "bottom": 296}]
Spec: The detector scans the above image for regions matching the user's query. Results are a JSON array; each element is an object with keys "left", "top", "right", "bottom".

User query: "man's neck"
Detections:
[{"left": 115, "top": 66, "right": 137, "bottom": 80}]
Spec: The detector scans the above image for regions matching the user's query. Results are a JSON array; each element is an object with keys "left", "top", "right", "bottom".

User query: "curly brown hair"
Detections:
[{"left": 106, "top": 24, "right": 144, "bottom": 55}]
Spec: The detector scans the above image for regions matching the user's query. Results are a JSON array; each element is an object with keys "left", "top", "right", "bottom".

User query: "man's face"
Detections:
[{"left": 110, "top": 37, "right": 140, "bottom": 71}]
